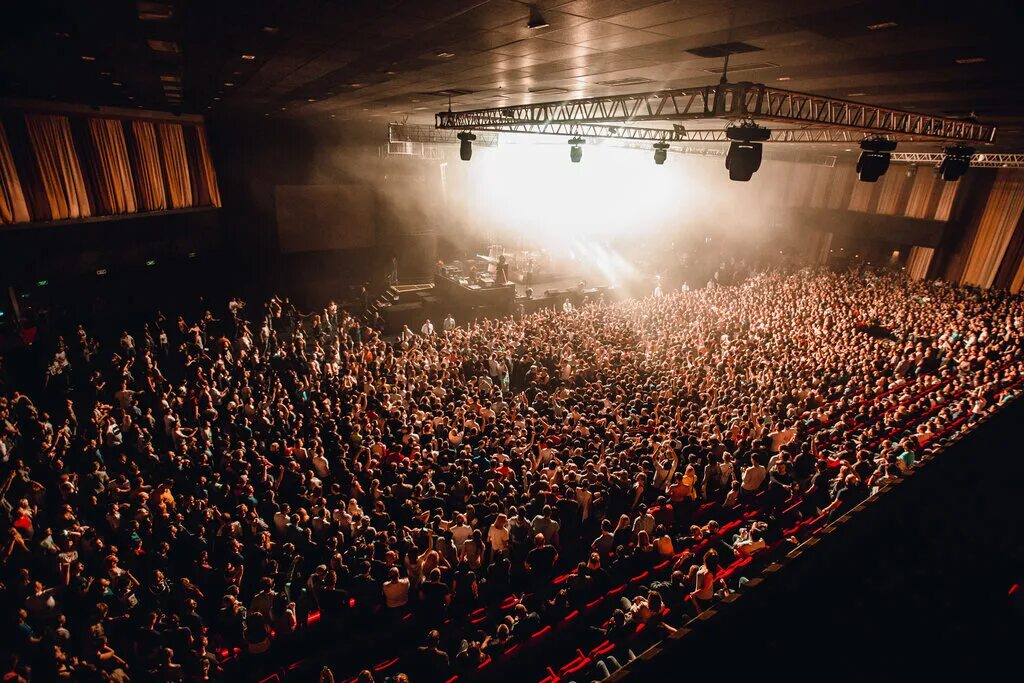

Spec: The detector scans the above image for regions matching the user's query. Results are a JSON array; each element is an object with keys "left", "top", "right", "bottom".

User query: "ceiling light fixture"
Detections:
[
  {"left": 224, "top": 82, "right": 235, "bottom": 87},
  {"left": 955, "top": 57, "right": 985, "bottom": 64},
  {"left": 776, "top": 76, "right": 791, "bottom": 81},
  {"left": 527, "top": 4, "right": 549, "bottom": 30},
  {"left": 81, "top": 55, "right": 96, "bottom": 61},
  {"left": 241, "top": 54, "right": 256, "bottom": 60},
  {"left": 866, "top": 21, "right": 897, "bottom": 30},
  {"left": 725, "top": 123, "right": 770, "bottom": 181},
  {"left": 856, "top": 138, "right": 897, "bottom": 182},
  {"left": 457, "top": 131, "right": 476, "bottom": 161},
  {"left": 262, "top": 25, "right": 279, "bottom": 33},
  {"left": 436, "top": 51, "right": 455, "bottom": 59},
  {"left": 847, "top": 92, "right": 866, "bottom": 97},
  {"left": 939, "top": 145, "right": 975, "bottom": 181},
  {"left": 568, "top": 137, "right": 585, "bottom": 163},
  {"left": 146, "top": 39, "right": 180, "bottom": 53},
  {"left": 653, "top": 142, "right": 669, "bottom": 165},
  {"left": 138, "top": 2, "right": 175, "bottom": 21}
]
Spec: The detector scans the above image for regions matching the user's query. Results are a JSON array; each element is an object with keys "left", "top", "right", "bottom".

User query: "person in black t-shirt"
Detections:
[
  {"left": 418, "top": 568, "right": 451, "bottom": 625},
  {"left": 412, "top": 630, "right": 450, "bottom": 683},
  {"left": 525, "top": 534, "right": 558, "bottom": 590}
]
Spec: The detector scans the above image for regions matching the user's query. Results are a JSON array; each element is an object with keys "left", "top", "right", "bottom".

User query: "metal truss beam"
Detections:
[
  {"left": 475, "top": 125, "right": 914, "bottom": 144},
  {"left": 436, "top": 81, "right": 997, "bottom": 144},
  {"left": 890, "top": 152, "right": 1024, "bottom": 168},
  {"left": 389, "top": 124, "right": 499, "bottom": 147}
]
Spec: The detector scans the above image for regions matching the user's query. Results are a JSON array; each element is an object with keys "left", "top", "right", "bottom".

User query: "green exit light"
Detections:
[
  {"left": 145, "top": 259, "right": 156, "bottom": 267},
  {"left": 36, "top": 280, "right": 48, "bottom": 286}
]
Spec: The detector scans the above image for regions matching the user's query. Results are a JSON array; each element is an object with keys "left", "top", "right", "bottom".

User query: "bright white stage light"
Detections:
[{"left": 463, "top": 142, "right": 695, "bottom": 247}]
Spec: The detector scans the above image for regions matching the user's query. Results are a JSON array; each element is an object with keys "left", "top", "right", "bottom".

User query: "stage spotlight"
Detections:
[
  {"left": 568, "top": 137, "right": 585, "bottom": 163},
  {"left": 856, "top": 138, "right": 897, "bottom": 182},
  {"left": 726, "top": 141, "right": 762, "bottom": 181},
  {"left": 527, "top": 4, "right": 549, "bottom": 29},
  {"left": 724, "top": 123, "right": 770, "bottom": 181},
  {"left": 938, "top": 145, "right": 975, "bottom": 181},
  {"left": 457, "top": 131, "right": 476, "bottom": 161},
  {"left": 653, "top": 142, "right": 669, "bottom": 165}
]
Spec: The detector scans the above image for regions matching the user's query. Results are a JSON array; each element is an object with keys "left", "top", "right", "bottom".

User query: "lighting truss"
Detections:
[
  {"left": 389, "top": 123, "right": 498, "bottom": 147},
  {"left": 435, "top": 81, "right": 997, "bottom": 144},
  {"left": 890, "top": 152, "right": 1024, "bottom": 168},
  {"left": 467, "top": 125, "right": 911, "bottom": 144}
]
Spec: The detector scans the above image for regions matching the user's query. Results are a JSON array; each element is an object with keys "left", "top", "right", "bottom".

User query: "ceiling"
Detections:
[{"left": 2, "top": 0, "right": 1023, "bottom": 149}]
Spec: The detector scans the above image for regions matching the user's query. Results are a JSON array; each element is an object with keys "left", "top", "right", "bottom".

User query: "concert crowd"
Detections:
[{"left": 1, "top": 268, "right": 1021, "bottom": 682}]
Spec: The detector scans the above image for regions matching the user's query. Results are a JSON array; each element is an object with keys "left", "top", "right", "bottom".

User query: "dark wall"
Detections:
[
  {"left": 208, "top": 115, "right": 442, "bottom": 300},
  {"left": 784, "top": 206, "right": 948, "bottom": 247}
]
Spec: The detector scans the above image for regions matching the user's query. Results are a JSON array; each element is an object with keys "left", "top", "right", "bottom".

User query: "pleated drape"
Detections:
[
  {"left": 876, "top": 169, "right": 908, "bottom": 215},
  {"left": 826, "top": 164, "right": 855, "bottom": 209},
  {"left": 24, "top": 113, "right": 91, "bottom": 220},
  {"left": 808, "top": 166, "right": 831, "bottom": 208},
  {"left": 0, "top": 121, "right": 30, "bottom": 224},
  {"left": 786, "top": 163, "right": 816, "bottom": 206},
  {"left": 848, "top": 179, "right": 874, "bottom": 212},
  {"left": 129, "top": 121, "right": 167, "bottom": 211},
  {"left": 806, "top": 231, "right": 833, "bottom": 264},
  {"left": 905, "top": 246, "right": 934, "bottom": 280},
  {"left": 87, "top": 118, "right": 137, "bottom": 214},
  {"left": 934, "top": 179, "right": 960, "bottom": 221},
  {"left": 1011, "top": 256, "right": 1024, "bottom": 294},
  {"left": 904, "top": 170, "right": 937, "bottom": 219},
  {"left": 157, "top": 123, "right": 192, "bottom": 209},
  {"left": 195, "top": 125, "right": 221, "bottom": 208},
  {"left": 959, "top": 170, "right": 1024, "bottom": 288}
]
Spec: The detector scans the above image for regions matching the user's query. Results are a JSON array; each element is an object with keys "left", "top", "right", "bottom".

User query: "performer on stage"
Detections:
[{"left": 496, "top": 255, "right": 510, "bottom": 285}]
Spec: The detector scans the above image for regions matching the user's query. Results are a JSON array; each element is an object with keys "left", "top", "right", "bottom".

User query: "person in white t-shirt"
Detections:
[
  {"left": 741, "top": 455, "right": 767, "bottom": 495},
  {"left": 383, "top": 567, "right": 410, "bottom": 609},
  {"left": 450, "top": 514, "right": 472, "bottom": 549},
  {"left": 487, "top": 514, "right": 510, "bottom": 556}
]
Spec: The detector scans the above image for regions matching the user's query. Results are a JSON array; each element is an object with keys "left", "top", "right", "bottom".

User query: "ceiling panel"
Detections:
[{"left": 0, "top": 0, "right": 1020, "bottom": 148}]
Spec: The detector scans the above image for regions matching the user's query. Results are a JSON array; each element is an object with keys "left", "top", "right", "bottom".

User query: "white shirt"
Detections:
[
  {"left": 383, "top": 578, "right": 410, "bottom": 608},
  {"left": 487, "top": 525, "right": 509, "bottom": 552},
  {"left": 741, "top": 464, "right": 766, "bottom": 491}
]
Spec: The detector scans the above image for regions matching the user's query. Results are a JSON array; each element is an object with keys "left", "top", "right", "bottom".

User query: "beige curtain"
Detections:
[
  {"left": 158, "top": 123, "right": 192, "bottom": 209},
  {"left": 1011, "top": 255, "right": 1024, "bottom": 294},
  {"left": 129, "top": 121, "right": 167, "bottom": 211},
  {"left": 808, "top": 166, "right": 831, "bottom": 208},
  {"left": 24, "top": 113, "right": 92, "bottom": 220},
  {"left": 959, "top": 170, "right": 1024, "bottom": 288},
  {"left": 783, "top": 162, "right": 815, "bottom": 206},
  {"left": 87, "top": 119, "right": 137, "bottom": 214},
  {"left": 0, "top": 121, "right": 30, "bottom": 224},
  {"left": 848, "top": 178, "right": 874, "bottom": 212},
  {"left": 195, "top": 125, "right": 222, "bottom": 208},
  {"left": 806, "top": 231, "right": 833, "bottom": 264},
  {"left": 826, "top": 164, "right": 855, "bottom": 209},
  {"left": 934, "top": 179, "right": 960, "bottom": 221},
  {"left": 905, "top": 246, "right": 934, "bottom": 281},
  {"left": 904, "top": 170, "right": 937, "bottom": 218},
  {"left": 876, "top": 169, "right": 908, "bottom": 215}
]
